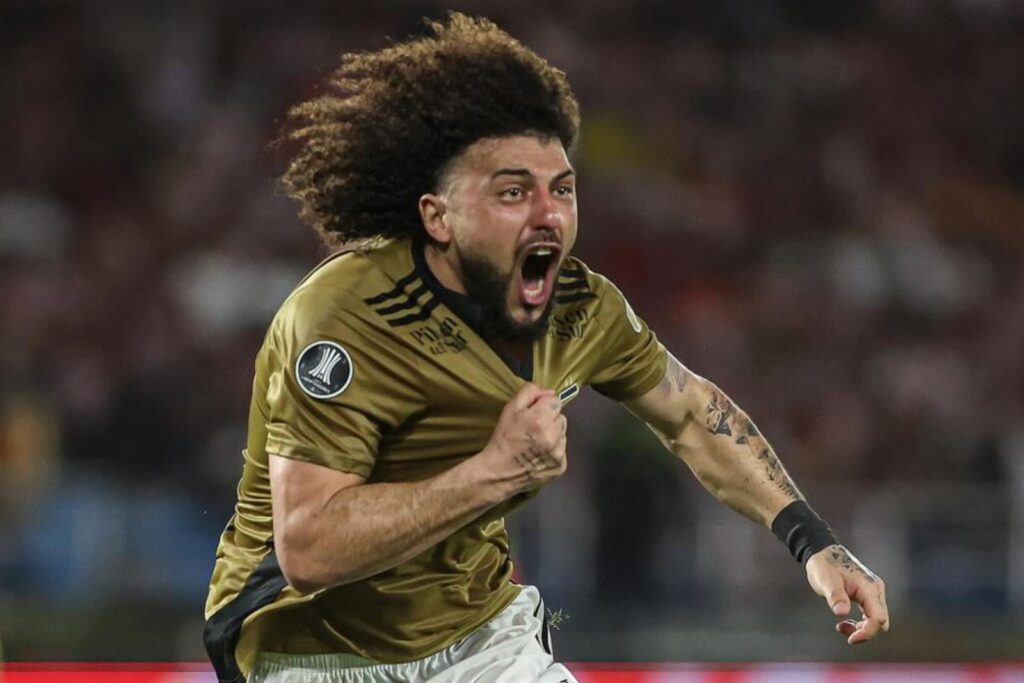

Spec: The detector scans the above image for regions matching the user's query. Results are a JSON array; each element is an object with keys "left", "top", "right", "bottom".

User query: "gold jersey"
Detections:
[{"left": 204, "top": 237, "right": 667, "bottom": 682}]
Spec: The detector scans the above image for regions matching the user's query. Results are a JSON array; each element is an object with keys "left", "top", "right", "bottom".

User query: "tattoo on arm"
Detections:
[
  {"left": 738, "top": 420, "right": 759, "bottom": 445},
  {"left": 667, "top": 358, "right": 689, "bottom": 393},
  {"left": 702, "top": 386, "right": 801, "bottom": 501},
  {"left": 758, "top": 447, "right": 801, "bottom": 499},
  {"left": 704, "top": 389, "right": 736, "bottom": 437},
  {"left": 654, "top": 357, "right": 691, "bottom": 398}
]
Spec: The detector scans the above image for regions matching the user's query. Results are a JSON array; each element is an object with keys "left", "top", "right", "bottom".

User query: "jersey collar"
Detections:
[{"left": 411, "top": 236, "right": 534, "bottom": 381}]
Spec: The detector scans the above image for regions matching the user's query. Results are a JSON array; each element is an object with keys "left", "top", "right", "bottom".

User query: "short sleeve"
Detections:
[
  {"left": 263, "top": 284, "right": 421, "bottom": 477},
  {"left": 585, "top": 274, "right": 667, "bottom": 401}
]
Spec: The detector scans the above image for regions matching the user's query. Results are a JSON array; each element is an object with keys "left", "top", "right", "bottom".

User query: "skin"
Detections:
[
  {"left": 273, "top": 133, "right": 889, "bottom": 644},
  {"left": 418, "top": 135, "right": 578, "bottom": 332},
  {"left": 625, "top": 353, "right": 890, "bottom": 644}
]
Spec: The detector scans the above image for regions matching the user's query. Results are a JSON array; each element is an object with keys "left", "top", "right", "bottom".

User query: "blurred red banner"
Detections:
[{"left": 4, "top": 663, "right": 1024, "bottom": 682}]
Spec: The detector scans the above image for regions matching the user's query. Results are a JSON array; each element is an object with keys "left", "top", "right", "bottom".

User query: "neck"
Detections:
[
  {"left": 423, "top": 241, "right": 467, "bottom": 295},
  {"left": 491, "top": 337, "right": 532, "bottom": 360}
]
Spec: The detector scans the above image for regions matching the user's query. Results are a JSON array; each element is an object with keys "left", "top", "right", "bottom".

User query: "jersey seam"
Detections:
[
  {"left": 587, "top": 270, "right": 667, "bottom": 401},
  {"left": 265, "top": 442, "right": 374, "bottom": 478}
]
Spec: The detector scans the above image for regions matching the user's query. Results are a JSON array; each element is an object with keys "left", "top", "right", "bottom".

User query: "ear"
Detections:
[{"left": 418, "top": 194, "right": 452, "bottom": 245}]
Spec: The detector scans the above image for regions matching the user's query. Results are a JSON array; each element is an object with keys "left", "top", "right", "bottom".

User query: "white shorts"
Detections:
[{"left": 248, "top": 585, "right": 578, "bottom": 683}]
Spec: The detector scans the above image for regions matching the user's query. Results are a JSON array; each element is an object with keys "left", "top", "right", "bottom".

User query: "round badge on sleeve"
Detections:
[{"left": 295, "top": 341, "right": 354, "bottom": 400}]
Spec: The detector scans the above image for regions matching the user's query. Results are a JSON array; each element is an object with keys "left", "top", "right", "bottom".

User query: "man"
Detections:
[{"left": 204, "top": 13, "right": 889, "bottom": 683}]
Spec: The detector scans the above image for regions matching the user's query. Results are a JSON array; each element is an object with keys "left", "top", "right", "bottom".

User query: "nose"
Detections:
[{"left": 529, "top": 187, "right": 563, "bottom": 232}]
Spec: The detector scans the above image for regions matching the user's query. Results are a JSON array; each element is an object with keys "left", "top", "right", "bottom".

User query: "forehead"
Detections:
[{"left": 447, "top": 135, "right": 572, "bottom": 181}]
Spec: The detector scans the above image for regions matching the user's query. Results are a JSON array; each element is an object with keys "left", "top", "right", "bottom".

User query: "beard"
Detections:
[{"left": 460, "top": 251, "right": 553, "bottom": 344}]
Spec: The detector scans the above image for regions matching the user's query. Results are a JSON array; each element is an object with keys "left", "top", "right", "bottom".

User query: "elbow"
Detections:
[
  {"left": 692, "top": 463, "right": 730, "bottom": 500},
  {"left": 275, "top": 528, "right": 335, "bottom": 594},
  {"left": 276, "top": 542, "right": 321, "bottom": 594},
  {"left": 283, "top": 569, "right": 321, "bottom": 596},
  {"left": 275, "top": 529, "right": 363, "bottom": 593}
]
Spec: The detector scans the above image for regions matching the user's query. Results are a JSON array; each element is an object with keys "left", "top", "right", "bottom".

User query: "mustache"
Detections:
[{"left": 519, "top": 229, "right": 561, "bottom": 252}]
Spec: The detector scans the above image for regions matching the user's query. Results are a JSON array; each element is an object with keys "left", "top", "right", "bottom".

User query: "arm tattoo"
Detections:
[
  {"left": 704, "top": 389, "right": 736, "bottom": 437},
  {"left": 758, "top": 447, "right": 801, "bottom": 500},
  {"left": 667, "top": 358, "right": 689, "bottom": 393},
  {"left": 703, "top": 389, "right": 761, "bottom": 444},
  {"left": 703, "top": 386, "right": 801, "bottom": 501},
  {"left": 653, "top": 358, "right": 691, "bottom": 398}
]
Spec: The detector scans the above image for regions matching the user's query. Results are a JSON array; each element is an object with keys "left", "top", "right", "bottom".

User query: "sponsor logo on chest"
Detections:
[
  {"left": 410, "top": 315, "right": 469, "bottom": 355},
  {"left": 548, "top": 307, "right": 591, "bottom": 341}
]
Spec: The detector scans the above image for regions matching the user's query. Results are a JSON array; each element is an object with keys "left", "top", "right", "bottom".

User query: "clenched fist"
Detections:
[{"left": 477, "top": 383, "right": 568, "bottom": 497}]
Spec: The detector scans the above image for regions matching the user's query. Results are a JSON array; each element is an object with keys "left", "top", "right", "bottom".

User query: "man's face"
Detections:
[{"left": 438, "top": 135, "right": 578, "bottom": 341}]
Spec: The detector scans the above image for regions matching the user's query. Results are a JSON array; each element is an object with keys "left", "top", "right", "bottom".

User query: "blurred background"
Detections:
[{"left": 1, "top": 0, "right": 1023, "bottom": 669}]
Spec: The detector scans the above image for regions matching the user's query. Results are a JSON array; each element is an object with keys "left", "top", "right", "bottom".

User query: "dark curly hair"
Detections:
[{"left": 281, "top": 12, "right": 581, "bottom": 247}]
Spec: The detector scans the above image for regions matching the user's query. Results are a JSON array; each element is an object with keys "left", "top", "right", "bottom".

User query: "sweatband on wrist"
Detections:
[{"left": 771, "top": 500, "right": 839, "bottom": 564}]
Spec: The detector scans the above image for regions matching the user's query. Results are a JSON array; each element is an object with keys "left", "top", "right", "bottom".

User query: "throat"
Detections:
[
  {"left": 491, "top": 338, "right": 534, "bottom": 380},
  {"left": 492, "top": 338, "right": 533, "bottom": 360}
]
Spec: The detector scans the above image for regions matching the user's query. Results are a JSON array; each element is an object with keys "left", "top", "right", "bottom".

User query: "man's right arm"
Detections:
[{"left": 271, "top": 382, "right": 567, "bottom": 594}]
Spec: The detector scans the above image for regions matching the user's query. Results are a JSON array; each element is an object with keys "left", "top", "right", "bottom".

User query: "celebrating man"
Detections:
[{"left": 204, "top": 13, "right": 889, "bottom": 683}]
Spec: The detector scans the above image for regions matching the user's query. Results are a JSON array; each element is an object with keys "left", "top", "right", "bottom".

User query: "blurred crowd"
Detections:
[{"left": 1, "top": 0, "right": 1022, "bottom": 662}]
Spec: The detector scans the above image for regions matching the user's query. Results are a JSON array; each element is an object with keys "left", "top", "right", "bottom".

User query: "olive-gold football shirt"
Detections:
[{"left": 204, "top": 237, "right": 667, "bottom": 681}]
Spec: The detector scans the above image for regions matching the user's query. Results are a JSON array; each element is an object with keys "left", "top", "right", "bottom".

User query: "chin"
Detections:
[
  {"left": 499, "top": 301, "right": 553, "bottom": 343},
  {"left": 509, "top": 305, "right": 543, "bottom": 327},
  {"left": 460, "top": 251, "right": 555, "bottom": 343}
]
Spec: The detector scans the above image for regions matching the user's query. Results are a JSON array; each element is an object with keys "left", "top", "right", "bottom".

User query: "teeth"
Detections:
[{"left": 532, "top": 247, "right": 553, "bottom": 256}]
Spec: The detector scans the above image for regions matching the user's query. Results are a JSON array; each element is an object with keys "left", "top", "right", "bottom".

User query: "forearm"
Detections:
[
  {"left": 658, "top": 373, "right": 841, "bottom": 565},
  {"left": 277, "top": 457, "right": 507, "bottom": 592},
  {"left": 665, "top": 377, "right": 802, "bottom": 527},
  {"left": 626, "top": 356, "right": 804, "bottom": 528},
  {"left": 674, "top": 379, "right": 886, "bottom": 638},
  {"left": 626, "top": 357, "right": 889, "bottom": 639}
]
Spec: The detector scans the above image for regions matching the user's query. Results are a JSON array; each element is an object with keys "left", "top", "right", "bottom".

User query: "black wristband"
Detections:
[{"left": 771, "top": 500, "right": 839, "bottom": 564}]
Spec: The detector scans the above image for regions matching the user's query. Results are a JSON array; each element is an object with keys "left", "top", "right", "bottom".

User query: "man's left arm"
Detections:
[{"left": 623, "top": 353, "right": 890, "bottom": 644}]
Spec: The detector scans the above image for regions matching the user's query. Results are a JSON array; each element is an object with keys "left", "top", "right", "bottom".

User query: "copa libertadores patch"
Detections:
[{"left": 295, "top": 341, "right": 353, "bottom": 399}]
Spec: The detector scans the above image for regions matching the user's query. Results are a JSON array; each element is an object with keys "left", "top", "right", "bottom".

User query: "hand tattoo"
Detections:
[{"left": 827, "top": 546, "right": 877, "bottom": 583}]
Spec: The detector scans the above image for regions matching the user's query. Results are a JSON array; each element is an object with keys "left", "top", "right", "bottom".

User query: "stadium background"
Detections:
[{"left": 1, "top": 0, "right": 1023, "bottom": 679}]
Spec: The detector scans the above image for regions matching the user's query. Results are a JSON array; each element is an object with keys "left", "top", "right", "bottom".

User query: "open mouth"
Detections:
[{"left": 518, "top": 244, "right": 561, "bottom": 307}]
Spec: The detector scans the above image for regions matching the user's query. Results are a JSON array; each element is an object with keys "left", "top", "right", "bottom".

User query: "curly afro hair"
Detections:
[{"left": 281, "top": 12, "right": 581, "bottom": 247}]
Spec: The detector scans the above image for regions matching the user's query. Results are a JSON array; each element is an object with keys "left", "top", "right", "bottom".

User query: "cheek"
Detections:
[
  {"left": 453, "top": 210, "right": 519, "bottom": 265},
  {"left": 470, "top": 208, "right": 522, "bottom": 248},
  {"left": 563, "top": 209, "right": 579, "bottom": 250}
]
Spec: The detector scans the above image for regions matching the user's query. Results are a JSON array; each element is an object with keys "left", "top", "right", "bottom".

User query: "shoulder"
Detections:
[
  {"left": 274, "top": 239, "right": 414, "bottom": 340},
  {"left": 556, "top": 257, "right": 627, "bottom": 296},
  {"left": 260, "top": 242, "right": 426, "bottom": 393},
  {"left": 552, "top": 256, "right": 599, "bottom": 306},
  {"left": 554, "top": 257, "right": 641, "bottom": 328},
  {"left": 263, "top": 241, "right": 422, "bottom": 400}
]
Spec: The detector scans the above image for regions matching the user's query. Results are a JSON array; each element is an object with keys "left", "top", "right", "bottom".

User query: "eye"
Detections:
[
  {"left": 499, "top": 187, "right": 524, "bottom": 200},
  {"left": 555, "top": 185, "right": 575, "bottom": 197}
]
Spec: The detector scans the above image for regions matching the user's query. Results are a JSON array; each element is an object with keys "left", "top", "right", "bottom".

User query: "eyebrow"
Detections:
[{"left": 490, "top": 168, "right": 576, "bottom": 183}]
